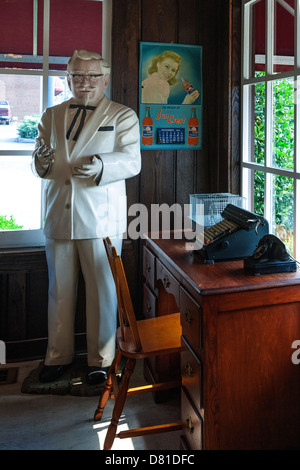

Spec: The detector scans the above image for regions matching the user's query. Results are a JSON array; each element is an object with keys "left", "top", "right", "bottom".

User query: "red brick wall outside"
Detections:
[{"left": 0, "top": 75, "right": 42, "bottom": 122}]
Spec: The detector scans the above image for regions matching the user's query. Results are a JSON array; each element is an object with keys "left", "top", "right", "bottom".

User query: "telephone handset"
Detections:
[
  {"left": 252, "top": 234, "right": 290, "bottom": 262},
  {"left": 244, "top": 234, "right": 297, "bottom": 274}
]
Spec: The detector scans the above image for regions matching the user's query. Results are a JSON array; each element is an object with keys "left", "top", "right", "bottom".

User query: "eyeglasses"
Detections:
[{"left": 69, "top": 73, "right": 104, "bottom": 83}]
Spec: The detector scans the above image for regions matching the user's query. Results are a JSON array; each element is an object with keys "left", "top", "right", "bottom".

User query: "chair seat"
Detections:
[{"left": 117, "top": 312, "right": 181, "bottom": 358}]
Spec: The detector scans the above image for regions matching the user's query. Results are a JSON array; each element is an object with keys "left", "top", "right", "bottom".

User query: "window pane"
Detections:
[
  {"left": 274, "top": 0, "right": 294, "bottom": 73},
  {"left": 243, "top": 81, "right": 265, "bottom": 164},
  {"left": 242, "top": 168, "right": 265, "bottom": 215},
  {"left": 272, "top": 174, "right": 294, "bottom": 254},
  {"left": 0, "top": 156, "right": 42, "bottom": 231},
  {"left": 254, "top": 170, "right": 265, "bottom": 216},
  {"left": 0, "top": 74, "right": 42, "bottom": 151},
  {"left": 243, "top": 1, "right": 297, "bottom": 258},
  {"left": 243, "top": 170, "right": 296, "bottom": 256},
  {"left": 254, "top": 79, "right": 265, "bottom": 165},
  {"left": 48, "top": 76, "right": 72, "bottom": 107},
  {"left": 0, "top": 0, "right": 107, "bottom": 248},
  {"left": 0, "top": 74, "right": 71, "bottom": 151},
  {"left": 1, "top": 0, "right": 103, "bottom": 72},
  {"left": 0, "top": 0, "right": 44, "bottom": 70},
  {"left": 0, "top": 0, "right": 34, "bottom": 55},
  {"left": 0, "top": 74, "right": 71, "bottom": 234},
  {"left": 49, "top": 0, "right": 103, "bottom": 71},
  {"left": 272, "top": 78, "right": 294, "bottom": 170},
  {"left": 296, "top": 77, "right": 300, "bottom": 174},
  {"left": 296, "top": 180, "right": 300, "bottom": 255},
  {"left": 250, "top": 0, "right": 266, "bottom": 78}
]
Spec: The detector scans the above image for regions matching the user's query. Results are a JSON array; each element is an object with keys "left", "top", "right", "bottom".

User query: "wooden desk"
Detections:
[{"left": 143, "top": 234, "right": 300, "bottom": 450}]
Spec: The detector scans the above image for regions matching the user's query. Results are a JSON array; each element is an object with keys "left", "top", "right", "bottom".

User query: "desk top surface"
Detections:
[{"left": 146, "top": 232, "right": 300, "bottom": 295}]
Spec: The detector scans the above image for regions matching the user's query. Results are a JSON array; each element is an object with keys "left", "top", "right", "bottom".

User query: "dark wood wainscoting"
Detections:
[{"left": 0, "top": 249, "right": 86, "bottom": 362}]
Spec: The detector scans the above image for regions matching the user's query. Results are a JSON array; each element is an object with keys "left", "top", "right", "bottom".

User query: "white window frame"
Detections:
[
  {"left": 0, "top": 0, "right": 112, "bottom": 248},
  {"left": 241, "top": 0, "right": 300, "bottom": 256}
]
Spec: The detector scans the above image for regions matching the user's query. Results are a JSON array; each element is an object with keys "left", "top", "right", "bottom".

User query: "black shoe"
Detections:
[
  {"left": 39, "top": 364, "right": 70, "bottom": 383},
  {"left": 86, "top": 366, "right": 110, "bottom": 385}
]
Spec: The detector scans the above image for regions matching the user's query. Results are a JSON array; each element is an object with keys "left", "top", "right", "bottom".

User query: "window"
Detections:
[
  {"left": 0, "top": 0, "right": 111, "bottom": 248},
  {"left": 241, "top": 0, "right": 298, "bottom": 256}
]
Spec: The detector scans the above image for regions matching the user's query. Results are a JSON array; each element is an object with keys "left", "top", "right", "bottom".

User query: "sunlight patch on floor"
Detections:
[{"left": 93, "top": 415, "right": 135, "bottom": 450}]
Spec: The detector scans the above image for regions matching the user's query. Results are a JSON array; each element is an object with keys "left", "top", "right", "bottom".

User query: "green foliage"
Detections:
[
  {"left": 272, "top": 79, "right": 294, "bottom": 170},
  {"left": 17, "top": 115, "right": 40, "bottom": 139},
  {"left": 254, "top": 74, "right": 294, "bottom": 249},
  {"left": 254, "top": 81, "right": 265, "bottom": 167},
  {"left": 0, "top": 215, "right": 23, "bottom": 230}
]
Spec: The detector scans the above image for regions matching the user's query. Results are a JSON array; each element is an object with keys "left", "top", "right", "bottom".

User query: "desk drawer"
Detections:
[
  {"left": 181, "top": 336, "right": 202, "bottom": 411},
  {"left": 156, "top": 258, "right": 180, "bottom": 306},
  {"left": 143, "top": 246, "right": 155, "bottom": 290},
  {"left": 180, "top": 288, "right": 202, "bottom": 355},
  {"left": 143, "top": 283, "right": 157, "bottom": 318},
  {"left": 181, "top": 388, "right": 203, "bottom": 450}
]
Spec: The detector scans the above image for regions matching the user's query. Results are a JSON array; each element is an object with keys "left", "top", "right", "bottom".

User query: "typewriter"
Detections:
[{"left": 194, "top": 204, "right": 269, "bottom": 263}]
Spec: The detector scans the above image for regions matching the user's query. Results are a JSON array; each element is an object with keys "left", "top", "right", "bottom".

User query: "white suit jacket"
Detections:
[{"left": 33, "top": 96, "right": 141, "bottom": 240}]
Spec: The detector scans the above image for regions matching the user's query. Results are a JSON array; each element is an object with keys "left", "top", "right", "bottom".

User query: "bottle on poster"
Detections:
[
  {"left": 142, "top": 107, "right": 153, "bottom": 145},
  {"left": 181, "top": 77, "right": 195, "bottom": 95},
  {"left": 188, "top": 107, "right": 199, "bottom": 146}
]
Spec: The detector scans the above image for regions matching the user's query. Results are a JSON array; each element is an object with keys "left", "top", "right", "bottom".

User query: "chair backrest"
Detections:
[{"left": 103, "top": 237, "right": 142, "bottom": 351}]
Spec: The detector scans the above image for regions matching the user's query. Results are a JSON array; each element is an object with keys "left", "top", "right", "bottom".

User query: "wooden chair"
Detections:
[{"left": 94, "top": 237, "right": 183, "bottom": 450}]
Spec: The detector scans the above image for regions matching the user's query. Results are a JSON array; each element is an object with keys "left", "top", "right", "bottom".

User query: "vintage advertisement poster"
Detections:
[{"left": 139, "top": 41, "right": 202, "bottom": 150}]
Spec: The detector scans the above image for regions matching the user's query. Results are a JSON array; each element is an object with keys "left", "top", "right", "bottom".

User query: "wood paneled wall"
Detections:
[
  {"left": 0, "top": 0, "right": 241, "bottom": 361},
  {"left": 112, "top": 0, "right": 242, "bottom": 313}
]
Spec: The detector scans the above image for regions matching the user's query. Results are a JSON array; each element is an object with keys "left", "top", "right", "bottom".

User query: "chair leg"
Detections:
[
  {"left": 103, "top": 357, "right": 136, "bottom": 450},
  {"left": 94, "top": 349, "right": 122, "bottom": 421}
]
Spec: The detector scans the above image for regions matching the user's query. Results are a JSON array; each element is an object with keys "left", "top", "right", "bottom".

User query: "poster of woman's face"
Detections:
[{"left": 139, "top": 42, "right": 202, "bottom": 150}]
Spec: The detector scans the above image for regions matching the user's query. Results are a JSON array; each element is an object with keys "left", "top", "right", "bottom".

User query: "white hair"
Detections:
[{"left": 67, "top": 49, "right": 110, "bottom": 75}]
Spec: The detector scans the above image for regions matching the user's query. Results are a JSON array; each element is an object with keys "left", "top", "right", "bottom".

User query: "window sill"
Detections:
[{"left": 0, "top": 246, "right": 47, "bottom": 272}]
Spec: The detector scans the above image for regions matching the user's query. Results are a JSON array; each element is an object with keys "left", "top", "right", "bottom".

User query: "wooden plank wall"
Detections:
[{"left": 112, "top": 0, "right": 241, "bottom": 313}]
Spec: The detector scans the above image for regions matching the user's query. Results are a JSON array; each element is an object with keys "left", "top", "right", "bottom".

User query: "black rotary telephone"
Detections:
[
  {"left": 252, "top": 234, "right": 290, "bottom": 262},
  {"left": 244, "top": 234, "right": 297, "bottom": 274}
]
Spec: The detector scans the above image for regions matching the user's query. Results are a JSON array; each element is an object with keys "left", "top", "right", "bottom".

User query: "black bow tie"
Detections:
[{"left": 66, "top": 104, "right": 96, "bottom": 141}]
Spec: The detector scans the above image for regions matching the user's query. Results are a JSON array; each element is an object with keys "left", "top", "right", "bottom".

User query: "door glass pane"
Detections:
[
  {"left": 272, "top": 174, "right": 294, "bottom": 254},
  {"left": 274, "top": 0, "right": 294, "bottom": 73},
  {"left": 272, "top": 78, "right": 294, "bottom": 170}
]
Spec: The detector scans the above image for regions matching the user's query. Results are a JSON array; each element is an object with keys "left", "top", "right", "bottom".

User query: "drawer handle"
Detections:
[
  {"left": 145, "top": 263, "right": 152, "bottom": 273},
  {"left": 185, "top": 309, "right": 193, "bottom": 325},
  {"left": 186, "top": 416, "right": 194, "bottom": 434},
  {"left": 163, "top": 275, "right": 171, "bottom": 289},
  {"left": 146, "top": 302, "right": 152, "bottom": 313},
  {"left": 185, "top": 361, "right": 193, "bottom": 377}
]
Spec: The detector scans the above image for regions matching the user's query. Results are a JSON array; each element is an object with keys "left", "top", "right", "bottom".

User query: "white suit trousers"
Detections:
[{"left": 44, "top": 236, "right": 123, "bottom": 367}]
